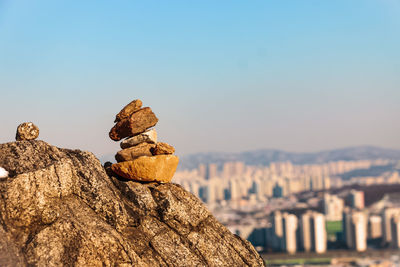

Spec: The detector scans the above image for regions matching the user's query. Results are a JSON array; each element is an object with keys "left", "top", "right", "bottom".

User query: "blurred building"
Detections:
[
  {"left": 391, "top": 214, "right": 400, "bottom": 249},
  {"left": 324, "top": 193, "right": 344, "bottom": 221},
  {"left": 382, "top": 207, "right": 400, "bottom": 245},
  {"left": 228, "top": 179, "right": 241, "bottom": 201},
  {"left": 299, "top": 210, "right": 327, "bottom": 253},
  {"left": 207, "top": 163, "right": 218, "bottom": 180},
  {"left": 272, "top": 183, "right": 283, "bottom": 198},
  {"left": 349, "top": 190, "right": 365, "bottom": 210},
  {"left": 270, "top": 211, "right": 283, "bottom": 250},
  {"left": 198, "top": 164, "right": 206, "bottom": 179},
  {"left": 343, "top": 208, "right": 367, "bottom": 251},
  {"left": 368, "top": 215, "right": 382, "bottom": 239},
  {"left": 299, "top": 211, "right": 312, "bottom": 252},
  {"left": 282, "top": 212, "right": 298, "bottom": 254}
]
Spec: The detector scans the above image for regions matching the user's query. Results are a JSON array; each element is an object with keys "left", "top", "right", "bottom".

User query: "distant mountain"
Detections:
[{"left": 179, "top": 146, "right": 400, "bottom": 170}]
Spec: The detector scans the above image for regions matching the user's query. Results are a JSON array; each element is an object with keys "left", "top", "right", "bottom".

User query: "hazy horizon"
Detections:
[{"left": 1, "top": 1, "right": 399, "bottom": 158}]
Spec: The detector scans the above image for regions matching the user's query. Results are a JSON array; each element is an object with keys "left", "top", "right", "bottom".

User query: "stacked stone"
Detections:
[{"left": 109, "top": 99, "right": 179, "bottom": 183}]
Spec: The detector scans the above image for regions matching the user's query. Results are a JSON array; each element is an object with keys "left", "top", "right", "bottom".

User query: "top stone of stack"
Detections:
[
  {"left": 114, "top": 99, "right": 143, "bottom": 123},
  {"left": 109, "top": 100, "right": 158, "bottom": 141}
]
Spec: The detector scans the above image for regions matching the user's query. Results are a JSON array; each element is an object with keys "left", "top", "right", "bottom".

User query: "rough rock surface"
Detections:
[
  {"left": 112, "top": 155, "right": 180, "bottom": 183},
  {"left": 15, "top": 122, "right": 39, "bottom": 141},
  {"left": 114, "top": 99, "right": 143, "bottom": 123},
  {"left": 153, "top": 142, "right": 175, "bottom": 155},
  {"left": 0, "top": 140, "right": 265, "bottom": 267},
  {"left": 120, "top": 129, "right": 158, "bottom": 149},
  {"left": 115, "top": 143, "right": 156, "bottom": 162},
  {"left": 109, "top": 107, "right": 158, "bottom": 141}
]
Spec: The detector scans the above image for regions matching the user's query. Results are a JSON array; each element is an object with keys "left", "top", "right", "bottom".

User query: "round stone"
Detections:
[{"left": 16, "top": 122, "right": 40, "bottom": 141}]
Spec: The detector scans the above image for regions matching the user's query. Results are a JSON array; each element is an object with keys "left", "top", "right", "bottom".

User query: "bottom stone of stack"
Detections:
[{"left": 111, "top": 155, "right": 179, "bottom": 183}]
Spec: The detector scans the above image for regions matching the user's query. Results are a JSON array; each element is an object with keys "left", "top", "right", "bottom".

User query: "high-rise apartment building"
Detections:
[
  {"left": 299, "top": 211, "right": 327, "bottom": 253},
  {"left": 312, "top": 212, "right": 327, "bottom": 253},
  {"left": 324, "top": 193, "right": 344, "bottom": 221},
  {"left": 272, "top": 183, "right": 283, "bottom": 198},
  {"left": 351, "top": 211, "right": 367, "bottom": 252},
  {"left": 299, "top": 211, "right": 312, "bottom": 252},
  {"left": 228, "top": 179, "right": 240, "bottom": 201},
  {"left": 368, "top": 215, "right": 382, "bottom": 239},
  {"left": 382, "top": 207, "right": 400, "bottom": 245},
  {"left": 207, "top": 163, "right": 218, "bottom": 180},
  {"left": 343, "top": 208, "right": 367, "bottom": 251},
  {"left": 391, "top": 214, "right": 400, "bottom": 249},
  {"left": 282, "top": 213, "right": 298, "bottom": 254},
  {"left": 198, "top": 164, "right": 206, "bottom": 179},
  {"left": 271, "top": 211, "right": 283, "bottom": 251},
  {"left": 349, "top": 190, "right": 365, "bottom": 210}
]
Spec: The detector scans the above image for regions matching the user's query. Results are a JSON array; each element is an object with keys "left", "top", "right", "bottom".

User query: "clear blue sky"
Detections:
[{"left": 0, "top": 0, "right": 399, "bottom": 157}]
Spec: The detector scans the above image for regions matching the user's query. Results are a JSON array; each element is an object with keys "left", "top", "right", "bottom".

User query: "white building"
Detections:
[
  {"left": 343, "top": 209, "right": 367, "bottom": 252},
  {"left": 382, "top": 207, "right": 400, "bottom": 245},
  {"left": 391, "top": 214, "right": 400, "bottom": 249},
  {"left": 324, "top": 193, "right": 344, "bottom": 221},
  {"left": 299, "top": 211, "right": 327, "bottom": 253},
  {"left": 282, "top": 213, "right": 298, "bottom": 254}
]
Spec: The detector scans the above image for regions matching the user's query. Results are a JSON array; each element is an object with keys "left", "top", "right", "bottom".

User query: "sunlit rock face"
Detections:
[{"left": 0, "top": 140, "right": 265, "bottom": 267}]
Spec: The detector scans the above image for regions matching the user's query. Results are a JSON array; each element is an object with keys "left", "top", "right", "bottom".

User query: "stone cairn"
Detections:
[{"left": 109, "top": 99, "right": 179, "bottom": 183}]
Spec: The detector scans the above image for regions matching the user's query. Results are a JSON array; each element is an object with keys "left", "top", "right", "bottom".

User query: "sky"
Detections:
[{"left": 0, "top": 0, "right": 399, "bottom": 158}]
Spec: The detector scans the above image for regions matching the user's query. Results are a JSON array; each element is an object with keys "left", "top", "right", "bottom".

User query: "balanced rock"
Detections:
[
  {"left": 15, "top": 122, "right": 39, "bottom": 141},
  {"left": 115, "top": 143, "right": 155, "bottom": 162},
  {"left": 109, "top": 107, "right": 158, "bottom": 141},
  {"left": 114, "top": 99, "right": 142, "bottom": 123},
  {"left": 111, "top": 155, "right": 179, "bottom": 183},
  {"left": 120, "top": 129, "right": 157, "bottom": 149},
  {"left": 152, "top": 142, "right": 175, "bottom": 155}
]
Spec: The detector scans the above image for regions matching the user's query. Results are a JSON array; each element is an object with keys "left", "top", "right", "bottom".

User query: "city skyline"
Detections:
[
  {"left": 1, "top": 1, "right": 399, "bottom": 158},
  {"left": 173, "top": 156, "right": 400, "bottom": 262}
]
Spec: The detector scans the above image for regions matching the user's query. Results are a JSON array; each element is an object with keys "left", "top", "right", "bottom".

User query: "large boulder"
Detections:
[{"left": 0, "top": 140, "right": 265, "bottom": 267}]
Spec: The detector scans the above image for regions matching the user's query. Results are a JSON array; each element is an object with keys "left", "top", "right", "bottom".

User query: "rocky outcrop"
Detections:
[{"left": 0, "top": 140, "right": 265, "bottom": 266}]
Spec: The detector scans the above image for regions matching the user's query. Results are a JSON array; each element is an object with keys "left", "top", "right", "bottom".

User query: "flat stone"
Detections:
[
  {"left": 152, "top": 142, "right": 175, "bottom": 155},
  {"left": 16, "top": 122, "right": 39, "bottom": 141},
  {"left": 114, "top": 99, "right": 143, "bottom": 123},
  {"left": 109, "top": 107, "right": 158, "bottom": 141},
  {"left": 115, "top": 143, "right": 155, "bottom": 162},
  {"left": 120, "top": 129, "right": 157, "bottom": 149},
  {"left": 111, "top": 155, "right": 179, "bottom": 183}
]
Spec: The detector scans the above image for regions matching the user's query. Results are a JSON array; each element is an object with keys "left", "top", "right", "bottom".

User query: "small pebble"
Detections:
[{"left": 16, "top": 122, "right": 40, "bottom": 141}]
